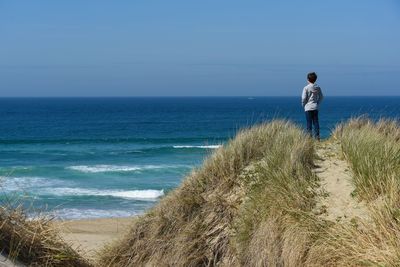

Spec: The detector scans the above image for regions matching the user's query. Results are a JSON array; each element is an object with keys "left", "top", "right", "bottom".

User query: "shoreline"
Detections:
[{"left": 53, "top": 217, "right": 135, "bottom": 259}]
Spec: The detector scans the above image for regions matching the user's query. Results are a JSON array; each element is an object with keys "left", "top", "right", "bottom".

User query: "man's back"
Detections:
[{"left": 302, "top": 83, "right": 323, "bottom": 111}]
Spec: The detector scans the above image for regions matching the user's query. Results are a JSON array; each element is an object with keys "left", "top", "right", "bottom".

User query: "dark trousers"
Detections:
[{"left": 305, "top": 110, "right": 320, "bottom": 139}]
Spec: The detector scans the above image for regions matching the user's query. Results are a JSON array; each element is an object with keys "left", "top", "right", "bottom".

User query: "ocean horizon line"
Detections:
[{"left": 0, "top": 95, "right": 399, "bottom": 99}]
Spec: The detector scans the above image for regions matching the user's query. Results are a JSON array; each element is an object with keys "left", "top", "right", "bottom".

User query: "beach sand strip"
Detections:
[{"left": 54, "top": 217, "right": 134, "bottom": 260}]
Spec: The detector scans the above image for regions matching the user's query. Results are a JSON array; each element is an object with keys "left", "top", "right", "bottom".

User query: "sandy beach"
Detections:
[{"left": 54, "top": 217, "right": 135, "bottom": 260}]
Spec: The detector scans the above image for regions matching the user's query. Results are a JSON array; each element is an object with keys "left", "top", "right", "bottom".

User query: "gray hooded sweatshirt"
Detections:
[{"left": 301, "top": 83, "right": 323, "bottom": 111}]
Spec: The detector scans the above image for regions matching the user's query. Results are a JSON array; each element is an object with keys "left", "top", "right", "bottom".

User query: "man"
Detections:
[{"left": 301, "top": 72, "right": 324, "bottom": 140}]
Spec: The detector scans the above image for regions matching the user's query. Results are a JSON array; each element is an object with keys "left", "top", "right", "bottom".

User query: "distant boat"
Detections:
[{"left": 248, "top": 97, "right": 254, "bottom": 100}]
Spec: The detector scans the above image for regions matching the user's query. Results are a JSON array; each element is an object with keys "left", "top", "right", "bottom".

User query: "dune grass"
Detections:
[
  {"left": 334, "top": 117, "right": 400, "bottom": 203},
  {"left": 305, "top": 118, "right": 400, "bottom": 266},
  {"left": 233, "top": 122, "right": 319, "bottom": 266},
  {"left": 98, "top": 121, "right": 321, "bottom": 266},
  {"left": 0, "top": 204, "right": 91, "bottom": 267}
]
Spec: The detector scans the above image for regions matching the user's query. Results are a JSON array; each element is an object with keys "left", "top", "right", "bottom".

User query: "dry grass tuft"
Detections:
[
  {"left": 234, "top": 126, "right": 319, "bottom": 266},
  {"left": 0, "top": 204, "right": 91, "bottom": 267},
  {"left": 333, "top": 117, "right": 400, "bottom": 202}
]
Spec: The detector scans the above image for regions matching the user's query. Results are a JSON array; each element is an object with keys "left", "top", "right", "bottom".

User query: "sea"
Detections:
[{"left": 0, "top": 97, "right": 399, "bottom": 219}]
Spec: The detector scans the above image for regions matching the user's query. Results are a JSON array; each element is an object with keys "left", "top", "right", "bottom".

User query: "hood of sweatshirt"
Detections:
[{"left": 310, "top": 84, "right": 321, "bottom": 94}]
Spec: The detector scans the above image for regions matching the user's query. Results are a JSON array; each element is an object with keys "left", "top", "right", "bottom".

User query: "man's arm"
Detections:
[{"left": 301, "top": 88, "right": 308, "bottom": 107}]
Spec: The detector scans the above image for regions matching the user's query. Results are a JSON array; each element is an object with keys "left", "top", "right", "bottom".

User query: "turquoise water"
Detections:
[{"left": 0, "top": 97, "right": 399, "bottom": 219}]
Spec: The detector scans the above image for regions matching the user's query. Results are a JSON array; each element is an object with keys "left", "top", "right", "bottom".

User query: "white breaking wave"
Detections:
[
  {"left": 43, "top": 187, "right": 164, "bottom": 200},
  {"left": 43, "top": 208, "right": 140, "bottom": 220},
  {"left": 68, "top": 165, "right": 142, "bottom": 173},
  {"left": 67, "top": 164, "right": 190, "bottom": 173},
  {"left": 0, "top": 176, "right": 72, "bottom": 191},
  {"left": 173, "top": 145, "right": 221, "bottom": 149}
]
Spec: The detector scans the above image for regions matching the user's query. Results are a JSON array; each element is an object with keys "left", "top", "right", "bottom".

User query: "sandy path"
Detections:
[
  {"left": 314, "top": 141, "right": 369, "bottom": 222},
  {"left": 54, "top": 217, "right": 135, "bottom": 260}
]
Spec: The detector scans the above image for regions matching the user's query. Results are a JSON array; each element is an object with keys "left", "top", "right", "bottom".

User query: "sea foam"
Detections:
[
  {"left": 68, "top": 165, "right": 141, "bottom": 173},
  {"left": 44, "top": 208, "right": 139, "bottom": 220},
  {"left": 0, "top": 176, "right": 71, "bottom": 191},
  {"left": 67, "top": 164, "right": 190, "bottom": 173},
  {"left": 44, "top": 187, "right": 164, "bottom": 200}
]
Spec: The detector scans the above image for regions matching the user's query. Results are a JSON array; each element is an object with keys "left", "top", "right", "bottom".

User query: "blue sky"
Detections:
[{"left": 0, "top": 0, "right": 399, "bottom": 96}]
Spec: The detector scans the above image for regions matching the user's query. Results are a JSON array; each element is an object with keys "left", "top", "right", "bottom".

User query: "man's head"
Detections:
[{"left": 307, "top": 72, "right": 317, "bottom": 84}]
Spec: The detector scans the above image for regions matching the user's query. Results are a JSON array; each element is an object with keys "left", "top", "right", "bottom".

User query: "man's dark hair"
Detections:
[{"left": 307, "top": 72, "right": 317, "bottom": 83}]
